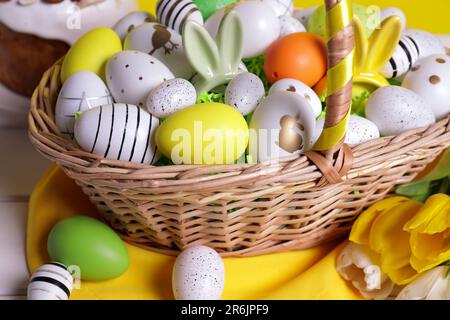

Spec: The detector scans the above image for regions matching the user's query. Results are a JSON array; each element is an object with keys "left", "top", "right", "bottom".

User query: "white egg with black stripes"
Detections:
[
  {"left": 74, "top": 104, "right": 161, "bottom": 164},
  {"left": 381, "top": 34, "right": 420, "bottom": 79},
  {"left": 404, "top": 29, "right": 446, "bottom": 60},
  {"left": 27, "top": 262, "right": 73, "bottom": 300},
  {"left": 156, "top": 0, "right": 203, "bottom": 34}
]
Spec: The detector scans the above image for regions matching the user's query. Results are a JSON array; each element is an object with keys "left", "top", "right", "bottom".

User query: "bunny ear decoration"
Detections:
[
  {"left": 352, "top": 16, "right": 368, "bottom": 74},
  {"left": 363, "top": 15, "right": 402, "bottom": 73},
  {"left": 216, "top": 10, "right": 244, "bottom": 75}
]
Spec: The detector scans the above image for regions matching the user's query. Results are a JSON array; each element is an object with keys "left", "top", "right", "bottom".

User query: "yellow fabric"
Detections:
[
  {"left": 326, "top": 51, "right": 355, "bottom": 95},
  {"left": 326, "top": 0, "right": 352, "bottom": 41},
  {"left": 313, "top": 108, "right": 351, "bottom": 151},
  {"left": 27, "top": 166, "right": 362, "bottom": 300}
]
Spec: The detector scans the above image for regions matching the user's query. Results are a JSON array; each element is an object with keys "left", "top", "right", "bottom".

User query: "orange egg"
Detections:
[
  {"left": 313, "top": 75, "right": 327, "bottom": 99},
  {"left": 264, "top": 32, "right": 327, "bottom": 87}
]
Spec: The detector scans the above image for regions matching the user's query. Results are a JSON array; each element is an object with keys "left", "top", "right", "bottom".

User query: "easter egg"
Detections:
[
  {"left": 308, "top": 4, "right": 378, "bottom": 38},
  {"left": 259, "top": 0, "right": 293, "bottom": 17},
  {"left": 124, "top": 23, "right": 194, "bottom": 79},
  {"left": 61, "top": 28, "right": 122, "bottom": 83},
  {"left": 264, "top": 32, "right": 327, "bottom": 87},
  {"left": 365, "top": 86, "right": 435, "bottom": 136},
  {"left": 113, "top": 11, "right": 156, "bottom": 41},
  {"left": 225, "top": 72, "right": 265, "bottom": 116},
  {"left": 205, "top": 0, "right": 280, "bottom": 58},
  {"left": 249, "top": 91, "right": 316, "bottom": 163},
  {"left": 157, "top": 0, "right": 204, "bottom": 34},
  {"left": 293, "top": 6, "right": 318, "bottom": 26},
  {"left": 268, "top": 78, "right": 322, "bottom": 118},
  {"left": 27, "top": 263, "right": 73, "bottom": 300},
  {"left": 146, "top": 78, "right": 197, "bottom": 117},
  {"left": 404, "top": 29, "right": 446, "bottom": 60},
  {"left": 381, "top": 35, "right": 420, "bottom": 79},
  {"left": 106, "top": 50, "right": 174, "bottom": 107},
  {"left": 278, "top": 15, "right": 306, "bottom": 38},
  {"left": 75, "top": 104, "right": 160, "bottom": 164},
  {"left": 193, "top": 0, "right": 236, "bottom": 20},
  {"left": 55, "top": 71, "right": 113, "bottom": 140},
  {"left": 155, "top": 103, "right": 249, "bottom": 165},
  {"left": 402, "top": 55, "right": 450, "bottom": 120},
  {"left": 172, "top": 246, "right": 225, "bottom": 300},
  {"left": 380, "top": 7, "right": 406, "bottom": 30},
  {"left": 47, "top": 216, "right": 129, "bottom": 281}
]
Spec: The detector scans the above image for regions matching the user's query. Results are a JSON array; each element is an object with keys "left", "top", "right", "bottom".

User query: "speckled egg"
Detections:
[
  {"left": 172, "top": 246, "right": 225, "bottom": 300},
  {"left": 225, "top": 72, "right": 265, "bottom": 116},
  {"left": 106, "top": 50, "right": 174, "bottom": 108},
  {"left": 404, "top": 29, "right": 446, "bottom": 60},
  {"left": 259, "top": 0, "right": 293, "bottom": 17},
  {"left": 402, "top": 54, "right": 450, "bottom": 120},
  {"left": 365, "top": 86, "right": 435, "bottom": 136},
  {"left": 278, "top": 15, "right": 306, "bottom": 38},
  {"left": 380, "top": 7, "right": 406, "bottom": 30},
  {"left": 293, "top": 6, "right": 318, "bottom": 26},
  {"left": 268, "top": 78, "right": 322, "bottom": 118},
  {"left": 124, "top": 23, "right": 194, "bottom": 79},
  {"left": 113, "top": 11, "right": 156, "bottom": 42},
  {"left": 147, "top": 78, "right": 197, "bottom": 117}
]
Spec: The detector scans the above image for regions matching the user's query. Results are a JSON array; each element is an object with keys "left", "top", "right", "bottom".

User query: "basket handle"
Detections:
[{"left": 306, "top": 0, "right": 355, "bottom": 184}]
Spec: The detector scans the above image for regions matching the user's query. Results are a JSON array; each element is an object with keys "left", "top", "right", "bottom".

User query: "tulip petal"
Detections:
[{"left": 404, "top": 194, "right": 450, "bottom": 233}]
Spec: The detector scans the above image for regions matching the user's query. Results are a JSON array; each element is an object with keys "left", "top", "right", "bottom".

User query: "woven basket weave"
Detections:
[{"left": 29, "top": 0, "right": 450, "bottom": 257}]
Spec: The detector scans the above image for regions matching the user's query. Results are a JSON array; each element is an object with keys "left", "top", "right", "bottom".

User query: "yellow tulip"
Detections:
[{"left": 404, "top": 194, "right": 450, "bottom": 273}]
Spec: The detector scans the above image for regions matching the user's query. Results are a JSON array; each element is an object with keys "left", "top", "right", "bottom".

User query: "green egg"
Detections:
[
  {"left": 47, "top": 216, "right": 129, "bottom": 281},
  {"left": 193, "top": 0, "right": 236, "bottom": 20}
]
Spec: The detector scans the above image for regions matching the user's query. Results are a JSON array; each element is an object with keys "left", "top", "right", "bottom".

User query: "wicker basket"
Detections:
[{"left": 29, "top": 0, "right": 450, "bottom": 257}]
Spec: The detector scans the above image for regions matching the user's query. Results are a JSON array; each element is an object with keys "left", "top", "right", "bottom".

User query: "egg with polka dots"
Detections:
[
  {"left": 106, "top": 50, "right": 174, "bottom": 108},
  {"left": 146, "top": 78, "right": 197, "bottom": 117},
  {"left": 225, "top": 72, "right": 265, "bottom": 116},
  {"left": 278, "top": 15, "right": 306, "bottom": 38},
  {"left": 172, "top": 245, "right": 225, "bottom": 300},
  {"left": 402, "top": 54, "right": 450, "bottom": 120}
]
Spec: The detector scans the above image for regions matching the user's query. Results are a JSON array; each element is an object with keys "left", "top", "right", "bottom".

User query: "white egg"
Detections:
[
  {"left": 403, "top": 54, "right": 450, "bottom": 120},
  {"left": 293, "top": 6, "right": 318, "bottom": 26},
  {"left": 404, "top": 29, "right": 446, "bottom": 60},
  {"left": 381, "top": 35, "right": 421, "bottom": 79},
  {"left": 258, "top": 0, "right": 293, "bottom": 17},
  {"left": 366, "top": 86, "right": 435, "bottom": 136},
  {"left": 380, "top": 7, "right": 406, "bottom": 30},
  {"left": 172, "top": 246, "right": 225, "bottom": 300},
  {"left": 147, "top": 78, "right": 197, "bottom": 117},
  {"left": 124, "top": 23, "right": 194, "bottom": 79},
  {"left": 27, "top": 262, "right": 73, "bottom": 300},
  {"left": 249, "top": 91, "right": 316, "bottom": 163},
  {"left": 278, "top": 15, "right": 306, "bottom": 37},
  {"left": 225, "top": 72, "right": 265, "bottom": 116},
  {"left": 55, "top": 71, "right": 113, "bottom": 140},
  {"left": 205, "top": 1, "right": 280, "bottom": 58},
  {"left": 106, "top": 50, "right": 174, "bottom": 108},
  {"left": 75, "top": 104, "right": 160, "bottom": 164},
  {"left": 342, "top": 115, "right": 380, "bottom": 145},
  {"left": 113, "top": 11, "right": 156, "bottom": 42},
  {"left": 156, "top": 0, "right": 204, "bottom": 34},
  {"left": 269, "top": 78, "right": 322, "bottom": 118}
]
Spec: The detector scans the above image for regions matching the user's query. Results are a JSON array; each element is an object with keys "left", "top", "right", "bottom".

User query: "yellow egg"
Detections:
[
  {"left": 61, "top": 28, "right": 122, "bottom": 83},
  {"left": 156, "top": 103, "right": 249, "bottom": 165}
]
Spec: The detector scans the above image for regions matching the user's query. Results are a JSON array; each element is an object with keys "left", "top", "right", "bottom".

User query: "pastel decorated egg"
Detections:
[
  {"left": 278, "top": 15, "right": 306, "bottom": 38},
  {"left": 55, "top": 71, "right": 113, "bottom": 139},
  {"left": 205, "top": 0, "right": 280, "bottom": 58},
  {"left": 124, "top": 23, "right": 194, "bottom": 79},
  {"left": 402, "top": 54, "right": 450, "bottom": 120},
  {"left": 27, "top": 263, "right": 73, "bottom": 300},
  {"left": 193, "top": 0, "right": 236, "bottom": 20},
  {"left": 365, "top": 86, "right": 435, "bottom": 136},
  {"left": 155, "top": 103, "right": 249, "bottom": 165},
  {"left": 172, "top": 246, "right": 225, "bottom": 300},
  {"left": 106, "top": 50, "right": 174, "bottom": 107},
  {"left": 380, "top": 7, "right": 406, "bottom": 30},
  {"left": 113, "top": 11, "right": 156, "bottom": 41},
  {"left": 146, "top": 78, "right": 197, "bottom": 117},
  {"left": 75, "top": 104, "right": 160, "bottom": 164},
  {"left": 404, "top": 29, "right": 446, "bottom": 60},
  {"left": 381, "top": 35, "right": 420, "bottom": 79},
  {"left": 259, "top": 0, "right": 293, "bottom": 17},
  {"left": 293, "top": 6, "right": 318, "bottom": 26},
  {"left": 47, "top": 216, "right": 129, "bottom": 282},
  {"left": 157, "top": 0, "right": 204, "bottom": 34},
  {"left": 264, "top": 32, "right": 327, "bottom": 87},
  {"left": 249, "top": 91, "right": 316, "bottom": 163},
  {"left": 225, "top": 72, "right": 265, "bottom": 116},
  {"left": 61, "top": 28, "right": 122, "bottom": 83},
  {"left": 268, "top": 78, "right": 322, "bottom": 118}
]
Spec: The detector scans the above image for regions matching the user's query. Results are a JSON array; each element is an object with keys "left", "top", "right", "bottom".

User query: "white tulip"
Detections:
[{"left": 396, "top": 266, "right": 450, "bottom": 300}]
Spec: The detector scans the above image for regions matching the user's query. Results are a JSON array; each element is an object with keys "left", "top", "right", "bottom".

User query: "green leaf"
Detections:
[
  {"left": 388, "top": 78, "right": 402, "bottom": 86},
  {"left": 196, "top": 91, "right": 225, "bottom": 104},
  {"left": 351, "top": 91, "right": 370, "bottom": 117}
]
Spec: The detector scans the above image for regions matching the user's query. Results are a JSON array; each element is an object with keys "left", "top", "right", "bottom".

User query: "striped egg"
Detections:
[
  {"left": 156, "top": 0, "right": 204, "bottom": 34},
  {"left": 27, "top": 262, "right": 73, "bottom": 300},
  {"left": 74, "top": 104, "right": 161, "bottom": 164},
  {"left": 381, "top": 35, "right": 420, "bottom": 79}
]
